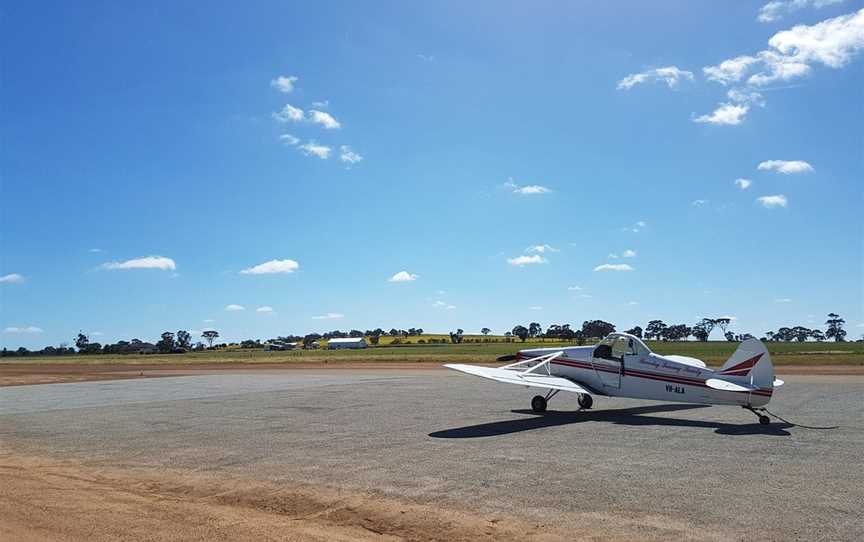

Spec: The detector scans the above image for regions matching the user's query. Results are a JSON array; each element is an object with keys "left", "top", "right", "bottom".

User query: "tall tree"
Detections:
[
  {"left": 645, "top": 320, "right": 666, "bottom": 341},
  {"left": 691, "top": 322, "right": 710, "bottom": 342},
  {"left": 75, "top": 332, "right": 89, "bottom": 351},
  {"left": 698, "top": 318, "right": 716, "bottom": 338},
  {"left": 202, "top": 330, "right": 220, "bottom": 348},
  {"left": 528, "top": 322, "right": 543, "bottom": 338},
  {"left": 825, "top": 313, "right": 846, "bottom": 342},
  {"left": 158, "top": 332, "right": 175, "bottom": 353},
  {"left": 714, "top": 318, "right": 731, "bottom": 335},
  {"left": 481, "top": 327, "right": 491, "bottom": 336},
  {"left": 582, "top": 320, "right": 615, "bottom": 339},
  {"left": 176, "top": 330, "right": 192, "bottom": 350},
  {"left": 512, "top": 325, "right": 529, "bottom": 342},
  {"left": 625, "top": 326, "right": 643, "bottom": 338},
  {"left": 791, "top": 326, "right": 811, "bottom": 342}
]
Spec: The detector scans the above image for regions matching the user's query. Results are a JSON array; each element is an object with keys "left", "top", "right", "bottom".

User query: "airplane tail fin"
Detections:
[{"left": 717, "top": 338, "right": 775, "bottom": 389}]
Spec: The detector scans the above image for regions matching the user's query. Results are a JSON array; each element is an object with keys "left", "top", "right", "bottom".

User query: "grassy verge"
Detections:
[{"left": 3, "top": 340, "right": 862, "bottom": 367}]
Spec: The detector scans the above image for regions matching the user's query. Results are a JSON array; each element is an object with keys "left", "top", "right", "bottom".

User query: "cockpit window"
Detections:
[{"left": 595, "top": 334, "right": 640, "bottom": 360}]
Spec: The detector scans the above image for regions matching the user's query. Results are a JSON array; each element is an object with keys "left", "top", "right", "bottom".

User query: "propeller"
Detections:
[{"left": 496, "top": 354, "right": 518, "bottom": 362}]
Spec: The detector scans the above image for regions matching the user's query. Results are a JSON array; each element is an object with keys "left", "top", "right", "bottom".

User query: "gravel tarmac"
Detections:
[{"left": 1, "top": 371, "right": 861, "bottom": 540}]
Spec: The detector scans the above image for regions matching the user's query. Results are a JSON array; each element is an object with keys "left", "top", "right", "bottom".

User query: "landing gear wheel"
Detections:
[
  {"left": 759, "top": 415, "right": 770, "bottom": 425},
  {"left": 578, "top": 394, "right": 593, "bottom": 410},
  {"left": 531, "top": 395, "right": 547, "bottom": 413}
]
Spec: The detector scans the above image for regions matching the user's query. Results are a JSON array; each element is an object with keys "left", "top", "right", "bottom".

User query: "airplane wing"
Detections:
[{"left": 444, "top": 363, "right": 594, "bottom": 395}]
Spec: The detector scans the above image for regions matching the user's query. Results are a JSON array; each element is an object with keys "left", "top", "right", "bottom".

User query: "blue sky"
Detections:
[{"left": 2, "top": 1, "right": 862, "bottom": 348}]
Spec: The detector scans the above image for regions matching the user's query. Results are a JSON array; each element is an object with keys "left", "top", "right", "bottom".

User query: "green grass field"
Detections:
[{"left": 7, "top": 339, "right": 862, "bottom": 367}]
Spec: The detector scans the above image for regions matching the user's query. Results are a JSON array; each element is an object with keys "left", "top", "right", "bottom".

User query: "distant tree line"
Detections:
[{"left": 1, "top": 314, "right": 852, "bottom": 357}]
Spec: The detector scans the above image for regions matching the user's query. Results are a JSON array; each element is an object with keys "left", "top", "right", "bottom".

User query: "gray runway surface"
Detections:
[{"left": 1, "top": 371, "right": 862, "bottom": 540}]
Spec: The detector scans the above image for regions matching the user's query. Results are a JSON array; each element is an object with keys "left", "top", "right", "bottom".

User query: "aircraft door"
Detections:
[{"left": 592, "top": 337, "right": 627, "bottom": 389}]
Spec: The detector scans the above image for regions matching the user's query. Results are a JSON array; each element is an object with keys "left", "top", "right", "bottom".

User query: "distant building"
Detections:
[
  {"left": 327, "top": 337, "right": 367, "bottom": 350},
  {"left": 122, "top": 341, "right": 158, "bottom": 355},
  {"left": 265, "top": 342, "right": 298, "bottom": 351}
]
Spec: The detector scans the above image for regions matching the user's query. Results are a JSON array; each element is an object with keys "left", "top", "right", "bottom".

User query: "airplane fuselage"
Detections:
[{"left": 517, "top": 346, "right": 772, "bottom": 407}]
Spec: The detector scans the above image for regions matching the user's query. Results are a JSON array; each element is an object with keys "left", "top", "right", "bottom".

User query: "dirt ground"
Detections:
[
  {"left": 0, "top": 361, "right": 861, "bottom": 387},
  {"left": 0, "top": 452, "right": 580, "bottom": 542}
]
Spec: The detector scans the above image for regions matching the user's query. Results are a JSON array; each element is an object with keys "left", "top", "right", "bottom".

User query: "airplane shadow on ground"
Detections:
[{"left": 429, "top": 404, "right": 792, "bottom": 438}]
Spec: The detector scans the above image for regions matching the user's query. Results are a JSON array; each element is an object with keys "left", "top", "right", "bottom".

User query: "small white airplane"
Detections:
[{"left": 445, "top": 333, "right": 784, "bottom": 425}]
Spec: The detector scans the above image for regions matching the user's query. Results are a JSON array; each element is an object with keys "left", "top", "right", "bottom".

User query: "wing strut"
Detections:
[{"left": 500, "top": 351, "right": 563, "bottom": 377}]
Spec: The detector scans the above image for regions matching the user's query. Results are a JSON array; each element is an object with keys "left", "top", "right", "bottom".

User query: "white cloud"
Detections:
[
  {"left": 507, "top": 255, "right": 547, "bottom": 266},
  {"left": 775, "top": 298, "right": 793, "bottom": 303},
  {"left": 312, "top": 312, "right": 344, "bottom": 320},
  {"left": 622, "top": 249, "right": 637, "bottom": 258},
  {"left": 101, "top": 256, "right": 176, "bottom": 271},
  {"left": 256, "top": 306, "right": 275, "bottom": 313},
  {"left": 758, "top": 0, "right": 845, "bottom": 23},
  {"left": 693, "top": 103, "right": 750, "bottom": 125},
  {"left": 3, "top": 326, "right": 43, "bottom": 334},
  {"left": 735, "top": 178, "right": 753, "bottom": 189},
  {"left": 272, "top": 104, "right": 304, "bottom": 123},
  {"left": 704, "top": 55, "right": 761, "bottom": 85},
  {"left": 389, "top": 271, "right": 418, "bottom": 282},
  {"left": 757, "top": 159, "right": 814, "bottom": 174},
  {"left": 279, "top": 133, "right": 300, "bottom": 146},
  {"left": 727, "top": 88, "right": 766, "bottom": 106},
  {"left": 298, "top": 141, "right": 331, "bottom": 159},
  {"left": 526, "top": 244, "right": 559, "bottom": 253},
  {"left": 594, "top": 263, "right": 635, "bottom": 272},
  {"left": 432, "top": 301, "right": 456, "bottom": 310},
  {"left": 311, "top": 100, "right": 329, "bottom": 109},
  {"left": 516, "top": 185, "right": 550, "bottom": 195},
  {"left": 529, "top": 306, "right": 543, "bottom": 311},
  {"left": 623, "top": 220, "right": 648, "bottom": 233},
  {"left": 616, "top": 66, "right": 695, "bottom": 90},
  {"left": 339, "top": 145, "right": 363, "bottom": 164},
  {"left": 580, "top": 293, "right": 593, "bottom": 299},
  {"left": 88, "top": 248, "right": 104, "bottom": 253},
  {"left": 757, "top": 194, "right": 789, "bottom": 208},
  {"left": 692, "top": 199, "right": 709, "bottom": 206},
  {"left": 705, "top": 9, "right": 864, "bottom": 87},
  {"left": 0, "top": 273, "right": 24, "bottom": 283},
  {"left": 627, "top": 301, "right": 639, "bottom": 305},
  {"left": 225, "top": 304, "right": 245, "bottom": 311},
  {"left": 270, "top": 75, "right": 298, "bottom": 93},
  {"left": 308, "top": 110, "right": 341, "bottom": 129},
  {"left": 203, "top": 319, "right": 215, "bottom": 323},
  {"left": 567, "top": 285, "right": 583, "bottom": 291},
  {"left": 503, "top": 178, "right": 551, "bottom": 195},
  {"left": 240, "top": 259, "right": 299, "bottom": 275}
]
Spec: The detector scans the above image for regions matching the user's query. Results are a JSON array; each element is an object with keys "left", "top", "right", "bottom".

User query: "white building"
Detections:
[{"left": 327, "top": 337, "right": 367, "bottom": 350}]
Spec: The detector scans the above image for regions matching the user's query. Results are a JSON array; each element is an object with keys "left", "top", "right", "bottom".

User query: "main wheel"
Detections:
[
  {"left": 578, "top": 394, "right": 593, "bottom": 410},
  {"left": 531, "top": 395, "right": 547, "bottom": 413},
  {"left": 759, "top": 415, "right": 770, "bottom": 425}
]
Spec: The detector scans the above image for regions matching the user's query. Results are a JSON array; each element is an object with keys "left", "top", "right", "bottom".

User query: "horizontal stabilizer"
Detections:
[
  {"left": 705, "top": 378, "right": 758, "bottom": 393},
  {"left": 444, "top": 364, "right": 593, "bottom": 395}
]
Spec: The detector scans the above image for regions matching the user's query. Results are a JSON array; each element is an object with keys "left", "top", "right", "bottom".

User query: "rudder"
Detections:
[{"left": 718, "top": 338, "right": 774, "bottom": 389}]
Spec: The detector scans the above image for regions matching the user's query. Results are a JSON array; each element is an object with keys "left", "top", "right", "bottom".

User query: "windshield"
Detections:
[{"left": 595, "top": 334, "right": 645, "bottom": 360}]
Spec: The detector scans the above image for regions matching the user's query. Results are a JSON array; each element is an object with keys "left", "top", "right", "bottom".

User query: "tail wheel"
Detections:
[
  {"left": 759, "top": 415, "right": 770, "bottom": 425},
  {"left": 578, "top": 394, "right": 593, "bottom": 409},
  {"left": 531, "top": 395, "right": 547, "bottom": 413}
]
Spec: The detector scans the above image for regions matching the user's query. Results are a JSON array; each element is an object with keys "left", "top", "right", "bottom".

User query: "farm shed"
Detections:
[{"left": 327, "top": 337, "right": 367, "bottom": 350}]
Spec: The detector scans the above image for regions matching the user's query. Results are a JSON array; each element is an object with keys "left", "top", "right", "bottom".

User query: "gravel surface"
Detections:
[{"left": 1, "top": 371, "right": 861, "bottom": 540}]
